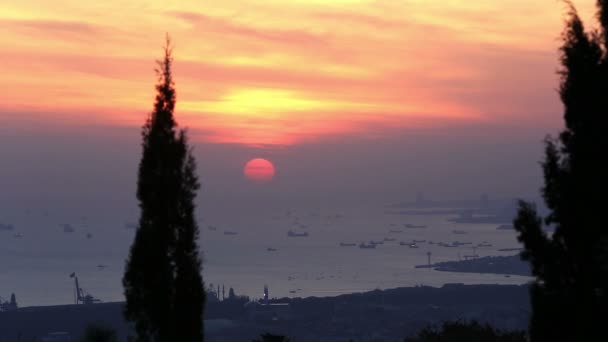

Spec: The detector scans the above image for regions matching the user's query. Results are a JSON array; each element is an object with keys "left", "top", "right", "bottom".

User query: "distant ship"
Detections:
[
  {"left": 13, "top": 232, "right": 22, "bottom": 238},
  {"left": 404, "top": 224, "right": 427, "bottom": 229},
  {"left": 287, "top": 230, "right": 309, "bottom": 237},
  {"left": 0, "top": 223, "right": 15, "bottom": 231},
  {"left": 223, "top": 231, "right": 238, "bottom": 236},
  {"left": 400, "top": 241, "right": 419, "bottom": 248},
  {"left": 452, "top": 230, "right": 467, "bottom": 234},
  {"left": 339, "top": 242, "right": 356, "bottom": 247},
  {"left": 498, "top": 247, "right": 523, "bottom": 252},
  {"left": 383, "top": 237, "right": 396, "bottom": 242},
  {"left": 477, "top": 242, "right": 493, "bottom": 247},
  {"left": 496, "top": 225, "right": 514, "bottom": 230},
  {"left": 267, "top": 247, "right": 277, "bottom": 252},
  {"left": 412, "top": 239, "right": 426, "bottom": 243},
  {"left": 208, "top": 225, "right": 218, "bottom": 231},
  {"left": 358, "top": 242, "right": 376, "bottom": 249}
]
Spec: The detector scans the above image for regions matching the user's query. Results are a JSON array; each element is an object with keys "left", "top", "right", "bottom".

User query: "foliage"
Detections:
[
  {"left": 80, "top": 324, "right": 118, "bottom": 342},
  {"left": 405, "top": 321, "right": 526, "bottom": 342},
  {"left": 123, "top": 35, "right": 205, "bottom": 342},
  {"left": 513, "top": 1, "right": 608, "bottom": 340},
  {"left": 252, "top": 333, "right": 290, "bottom": 342}
]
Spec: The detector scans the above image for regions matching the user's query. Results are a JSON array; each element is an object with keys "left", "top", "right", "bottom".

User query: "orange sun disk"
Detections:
[{"left": 244, "top": 158, "right": 276, "bottom": 182}]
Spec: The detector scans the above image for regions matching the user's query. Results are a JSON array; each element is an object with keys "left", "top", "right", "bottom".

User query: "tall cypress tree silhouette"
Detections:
[
  {"left": 123, "top": 36, "right": 204, "bottom": 342},
  {"left": 514, "top": 1, "right": 608, "bottom": 341}
]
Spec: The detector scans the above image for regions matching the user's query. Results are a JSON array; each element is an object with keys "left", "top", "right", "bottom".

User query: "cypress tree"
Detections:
[
  {"left": 123, "top": 36, "right": 204, "bottom": 342},
  {"left": 514, "top": 1, "right": 608, "bottom": 340}
]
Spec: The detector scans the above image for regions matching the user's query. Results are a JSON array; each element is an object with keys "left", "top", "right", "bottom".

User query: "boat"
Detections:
[
  {"left": 404, "top": 224, "right": 427, "bottom": 229},
  {"left": 477, "top": 242, "right": 493, "bottom": 247},
  {"left": 452, "top": 230, "right": 467, "bottom": 234},
  {"left": 207, "top": 225, "right": 218, "bottom": 231},
  {"left": 370, "top": 240, "right": 384, "bottom": 245},
  {"left": 496, "top": 225, "right": 514, "bottom": 230},
  {"left": 409, "top": 243, "right": 420, "bottom": 248},
  {"left": 498, "top": 247, "right": 523, "bottom": 252},
  {"left": 223, "top": 231, "right": 238, "bottom": 235},
  {"left": 339, "top": 242, "right": 356, "bottom": 247},
  {"left": 384, "top": 237, "right": 396, "bottom": 242},
  {"left": 13, "top": 233, "right": 22, "bottom": 238},
  {"left": 62, "top": 224, "right": 75, "bottom": 233},
  {"left": 267, "top": 248, "right": 277, "bottom": 252},
  {"left": 412, "top": 239, "right": 426, "bottom": 243},
  {"left": 359, "top": 242, "right": 376, "bottom": 249},
  {"left": 287, "top": 230, "right": 309, "bottom": 237}
]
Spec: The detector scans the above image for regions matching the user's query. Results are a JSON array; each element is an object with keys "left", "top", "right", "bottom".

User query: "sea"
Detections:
[{"left": 0, "top": 198, "right": 531, "bottom": 307}]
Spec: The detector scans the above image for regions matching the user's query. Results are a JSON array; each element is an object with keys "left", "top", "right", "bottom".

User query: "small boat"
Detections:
[
  {"left": 496, "top": 225, "right": 514, "bottom": 230},
  {"left": 267, "top": 248, "right": 277, "bottom": 252},
  {"left": 404, "top": 224, "right": 427, "bottom": 229},
  {"left": 223, "top": 231, "right": 238, "bottom": 235},
  {"left": 370, "top": 240, "right": 384, "bottom": 245},
  {"left": 207, "top": 225, "right": 218, "bottom": 231},
  {"left": 498, "top": 247, "right": 523, "bottom": 252},
  {"left": 287, "top": 230, "right": 309, "bottom": 237},
  {"left": 383, "top": 237, "right": 396, "bottom": 242},
  {"left": 62, "top": 224, "right": 75, "bottom": 233},
  {"left": 412, "top": 239, "right": 426, "bottom": 243},
  {"left": 359, "top": 242, "right": 376, "bottom": 249},
  {"left": 86, "top": 233, "right": 93, "bottom": 239},
  {"left": 409, "top": 243, "right": 419, "bottom": 248},
  {"left": 452, "top": 230, "right": 467, "bottom": 234},
  {"left": 339, "top": 242, "right": 356, "bottom": 247},
  {"left": 477, "top": 242, "right": 493, "bottom": 247},
  {"left": 13, "top": 232, "right": 22, "bottom": 238}
]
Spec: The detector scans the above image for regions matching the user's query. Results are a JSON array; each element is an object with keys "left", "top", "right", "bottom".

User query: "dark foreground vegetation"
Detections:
[
  {"left": 513, "top": 1, "right": 608, "bottom": 340},
  {"left": 0, "top": 284, "right": 529, "bottom": 341}
]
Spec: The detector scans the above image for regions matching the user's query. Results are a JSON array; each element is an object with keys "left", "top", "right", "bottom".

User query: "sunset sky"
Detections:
[
  {"left": 0, "top": 0, "right": 597, "bottom": 146},
  {"left": 0, "top": 0, "right": 602, "bottom": 210}
]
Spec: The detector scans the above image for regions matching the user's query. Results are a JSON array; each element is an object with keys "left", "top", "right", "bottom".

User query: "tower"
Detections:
[{"left": 263, "top": 285, "right": 269, "bottom": 305}]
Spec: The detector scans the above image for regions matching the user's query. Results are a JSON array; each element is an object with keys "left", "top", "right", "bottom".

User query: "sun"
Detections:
[{"left": 244, "top": 158, "right": 276, "bottom": 182}]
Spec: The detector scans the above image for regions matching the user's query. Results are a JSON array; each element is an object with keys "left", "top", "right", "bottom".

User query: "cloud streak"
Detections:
[{"left": 0, "top": 0, "right": 596, "bottom": 145}]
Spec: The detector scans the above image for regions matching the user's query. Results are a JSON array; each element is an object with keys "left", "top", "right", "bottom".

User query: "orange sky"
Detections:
[{"left": 0, "top": 0, "right": 598, "bottom": 146}]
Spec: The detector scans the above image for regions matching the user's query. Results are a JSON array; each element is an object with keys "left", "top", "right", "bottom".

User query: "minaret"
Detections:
[{"left": 263, "top": 285, "right": 269, "bottom": 305}]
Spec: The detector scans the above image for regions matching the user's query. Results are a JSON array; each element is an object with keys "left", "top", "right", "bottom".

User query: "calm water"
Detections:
[{"left": 0, "top": 201, "right": 531, "bottom": 307}]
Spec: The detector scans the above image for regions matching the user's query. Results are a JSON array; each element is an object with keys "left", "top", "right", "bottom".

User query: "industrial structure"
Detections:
[{"left": 69, "top": 272, "right": 99, "bottom": 305}]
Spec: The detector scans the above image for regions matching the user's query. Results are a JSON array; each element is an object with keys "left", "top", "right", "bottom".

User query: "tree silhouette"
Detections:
[
  {"left": 80, "top": 324, "right": 118, "bottom": 342},
  {"left": 252, "top": 333, "right": 290, "bottom": 342},
  {"left": 405, "top": 321, "right": 526, "bottom": 342},
  {"left": 513, "top": 1, "right": 608, "bottom": 341},
  {"left": 123, "top": 35, "right": 204, "bottom": 342}
]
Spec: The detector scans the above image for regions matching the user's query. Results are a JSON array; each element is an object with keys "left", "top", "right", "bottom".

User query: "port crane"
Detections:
[{"left": 69, "top": 272, "right": 100, "bottom": 304}]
